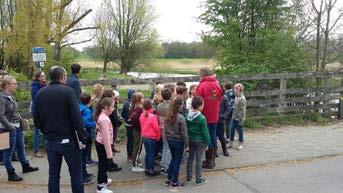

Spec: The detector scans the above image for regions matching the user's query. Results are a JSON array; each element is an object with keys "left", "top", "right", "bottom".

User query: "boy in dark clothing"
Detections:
[
  {"left": 79, "top": 93, "right": 96, "bottom": 185},
  {"left": 121, "top": 89, "right": 136, "bottom": 162},
  {"left": 66, "top": 63, "right": 82, "bottom": 101},
  {"left": 186, "top": 96, "right": 210, "bottom": 186},
  {"left": 223, "top": 82, "right": 235, "bottom": 140}
]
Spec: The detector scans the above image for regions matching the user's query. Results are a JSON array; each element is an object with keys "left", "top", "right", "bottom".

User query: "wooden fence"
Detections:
[{"left": 18, "top": 70, "right": 343, "bottom": 120}]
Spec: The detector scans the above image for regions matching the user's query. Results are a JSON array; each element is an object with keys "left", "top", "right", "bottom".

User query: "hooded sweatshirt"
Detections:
[
  {"left": 195, "top": 75, "right": 223, "bottom": 124},
  {"left": 121, "top": 89, "right": 136, "bottom": 122},
  {"left": 186, "top": 110, "right": 210, "bottom": 146},
  {"left": 80, "top": 103, "right": 96, "bottom": 138}
]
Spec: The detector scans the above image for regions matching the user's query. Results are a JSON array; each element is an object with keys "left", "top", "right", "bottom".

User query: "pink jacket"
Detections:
[
  {"left": 96, "top": 109, "right": 113, "bottom": 159},
  {"left": 139, "top": 109, "right": 161, "bottom": 141}
]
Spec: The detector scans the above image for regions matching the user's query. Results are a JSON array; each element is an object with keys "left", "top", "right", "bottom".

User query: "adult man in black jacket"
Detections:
[{"left": 34, "top": 66, "right": 86, "bottom": 193}]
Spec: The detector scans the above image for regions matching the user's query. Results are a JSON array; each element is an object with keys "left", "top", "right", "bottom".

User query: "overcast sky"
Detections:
[
  {"left": 71, "top": 0, "right": 206, "bottom": 50},
  {"left": 71, "top": 0, "right": 342, "bottom": 51}
]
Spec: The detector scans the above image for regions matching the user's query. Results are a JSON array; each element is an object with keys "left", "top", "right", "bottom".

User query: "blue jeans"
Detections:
[
  {"left": 167, "top": 140, "right": 184, "bottom": 183},
  {"left": 207, "top": 123, "right": 217, "bottom": 148},
  {"left": 46, "top": 140, "right": 84, "bottom": 193},
  {"left": 126, "top": 126, "right": 133, "bottom": 157},
  {"left": 33, "top": 128, "right": 42, "bottom": 152},
  {"left": 142, "top": 137, "right": 156, "bottom": 171},
  {"left": 225, "top": 119, "right": 232, "bottom": 139},
  {"left": 230, "top": 120, "right": 244, "bottom": 142},
  {"left": 3, "top": 127, "right": 29, "bottom": 172}
]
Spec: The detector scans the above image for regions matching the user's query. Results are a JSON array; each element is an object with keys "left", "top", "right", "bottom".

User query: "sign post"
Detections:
[{"left": 32, "top": 47, "right": 46, "bottom": 69}]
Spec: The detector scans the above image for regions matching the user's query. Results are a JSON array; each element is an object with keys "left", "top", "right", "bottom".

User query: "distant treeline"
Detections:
[{"left": 161, "top": 42, "right": 216, "bottom": 59}]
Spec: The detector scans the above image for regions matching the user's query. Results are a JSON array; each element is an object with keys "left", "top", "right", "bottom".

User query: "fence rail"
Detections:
[{"left": 17, "top": 70, "right": 343, "bottom": 120}]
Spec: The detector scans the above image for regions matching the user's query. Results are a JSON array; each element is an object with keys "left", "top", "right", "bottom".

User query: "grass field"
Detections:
[{"left": 76, "top": 57, "right": 216, "bottom": 75}]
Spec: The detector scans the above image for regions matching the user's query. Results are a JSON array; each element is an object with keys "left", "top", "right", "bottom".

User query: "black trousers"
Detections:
[{"left": 95, "top": 141, "right": 108, "bottom": 185}]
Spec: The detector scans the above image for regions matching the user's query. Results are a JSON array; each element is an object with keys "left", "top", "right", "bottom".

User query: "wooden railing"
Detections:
[{"left": 17, "top": 70, "right": 343, "bottom": 120}]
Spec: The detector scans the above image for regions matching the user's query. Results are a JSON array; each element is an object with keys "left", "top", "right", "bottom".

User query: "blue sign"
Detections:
[{"left": 32, "top": 47, "right": 45, "bottom": 53}]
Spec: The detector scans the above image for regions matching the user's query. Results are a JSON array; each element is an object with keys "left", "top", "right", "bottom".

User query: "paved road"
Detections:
[
  {"left": 2, "top": 155, "right": 343, "bottom": 193},
  {"left": 0, "top": 121, "right": 342, "bottom": 192}
]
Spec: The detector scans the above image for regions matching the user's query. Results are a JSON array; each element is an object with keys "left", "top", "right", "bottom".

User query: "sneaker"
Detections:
[
  {"left": 108, "top": 164, "right": 122, "bottom": 172},
  {"left": 195, "top": 179, "right": 207, "bottom": 186},
  {"left": 228, "top": 141, "right": 233, "bottom": 148},
  {"left": 97, "top": 186, "right": 113, "bottom": 193},
  {"left": 132, "top": 166, "right": 145, "bottom": 172},
  {"left": 171, "top": 182, "right": 185, "bottom": 189},
  {"left": 164, "top": 180, "right": 172, "bottom": 187},
  {"left": 145, "top": 171, "right": 160, "bottom": 177},
  {"left": 160, "top": 168, "right": 168, "bottom": 176},
  {"left": 238, "top": 144, "right": 243, "bottom": 150},
  {"left": 86, "top": 160, "right": 98, "bottom": 167},
  {"left": 85, "top": 172, "right": 95, "bottom": 178},
  {"left": 105, "top": 178, "right": 112, "bottom": 187},
  {"left": 186, "top": 177, "right": 192, "bottom": 182},
  {"left": 34, "top": 152, "right": 44, "bottom": 158},
  {"left": 83, "top": 177, "right": 95, "bottom": 185}
]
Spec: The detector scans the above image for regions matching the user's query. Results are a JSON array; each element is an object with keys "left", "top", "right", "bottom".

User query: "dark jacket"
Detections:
[
  {"left": 34, "top": 81, "right": 86, "bottom": 142},
  {"left": 164, "top": 113, "right": 189, "bottom": 149},
  {"left": 109, "top": 104, "right": 122, "bottom": 133},
  {"left": 0, "top": 92, "right": 21, "bottom": 131},
  {"left": 31, "top": 80, "right": 46, "bottom": 114},
  {"left": 121, "top": 89, "right": 136, "bottom": 122},
  {"left": 219, "top": 90, "right": 235, "bottom": 123},
  {"left": 128, "top": 107, "right": 143, "bottom": 131},
  {"left": 80, "top": 103, "right": 96, "bottom": 139},
  {"left": 66, "top": 74, "right": 81, "bottom": 101}
]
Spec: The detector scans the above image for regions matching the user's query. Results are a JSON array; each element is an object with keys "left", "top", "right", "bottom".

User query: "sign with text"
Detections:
[{"left": 32, "top": 47, "right": 46, "bottom": 62}]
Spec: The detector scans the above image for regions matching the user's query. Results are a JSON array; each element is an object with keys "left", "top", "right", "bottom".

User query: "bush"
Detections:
[
  {"left": 244, "top": 119, "right": 261, "bottom": 129},
  {"left": 304, "top": 113, "right": 328, "bottom": 124}
]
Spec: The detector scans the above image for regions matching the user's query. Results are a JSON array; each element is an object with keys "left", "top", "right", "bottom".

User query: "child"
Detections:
[
  {"left": 216, "top": 84, "right": 230, "bottom": 157},
  {"left": 129, "top": 92, "right": 145, "bottom": 172},
  {"left": 176, "top": 86, "right": 189, "bottom": 117},
  {"left": 186, "top": 84, "right": 197, "bottom": 110},
  {"left": 139, "top": 98, "right": 161, "bottom": 176},
  {"left": 94, "top": 97, "right": 116, "bottom": 193},
  {"left": 156, "top": 88, "right": 173, "bottom": 175},
  {"left": 186, "top": 96, "right": 210, "bottom": 186},
  {"left": 152, "top": 84, "right": 164, "bottom": 109},
  {"left": 228, "top": 83, "right": 247, "bottom": 150},
  {"left": 164, "top": 96, "right": 189, "bottom": 188},
  {"left": 223, "top": 82, "right": 235, "bottom": 140},
  {"left": 79, "top": 93, "right": 96, "bottom": 185},
  {"left": 121, "top": 89, "right": 136, "bottom": 162}
]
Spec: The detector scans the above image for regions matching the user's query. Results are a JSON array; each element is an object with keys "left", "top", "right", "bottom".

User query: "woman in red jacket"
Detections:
[{"left": 195, "top": 67, "right": 223, "bottom": 169}]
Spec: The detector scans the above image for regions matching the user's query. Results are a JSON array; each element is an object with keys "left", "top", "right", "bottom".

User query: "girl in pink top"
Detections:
[
  {"left": 94, "top": 97, "right": 115, "bottom": 193},
  {"left": 139, "top": 98, "right": 161, "bottom": 176}
]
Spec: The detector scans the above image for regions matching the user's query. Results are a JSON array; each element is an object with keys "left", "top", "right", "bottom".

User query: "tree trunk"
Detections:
[{"left": 103, "top": 60, "right": 108, "bottom": 73}]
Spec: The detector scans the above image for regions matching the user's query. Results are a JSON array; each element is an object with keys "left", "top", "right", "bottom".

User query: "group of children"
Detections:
[{"left": 78, "top": 79, "right": 246, "bottom": 193}]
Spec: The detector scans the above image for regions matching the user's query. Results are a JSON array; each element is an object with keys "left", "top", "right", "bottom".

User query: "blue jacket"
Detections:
[
  {"left": 121, "top": 89, "right": 136, "bottom": 122},
  {"left": 80, "top": 103, "right": 96, "bottom": 138},
  {"left": 31, "top": 80, "right": 46, "bottom": 114},
  {"left": 66, "top": 74, "right": 81, "bottom": 101},
  {"left": 219, "top": 89, "right": 235, "bottom": 123}
]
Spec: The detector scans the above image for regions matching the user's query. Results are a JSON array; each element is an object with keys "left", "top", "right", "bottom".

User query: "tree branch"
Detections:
[
  {"left": 62, "top": 9, "right": 93, "bottom": 36},
  {"left": 67, "top": 27, "right": 99, "bottom": 35},
  {"left": 61, "top": 36, "right": 96, "bottom": 48}
]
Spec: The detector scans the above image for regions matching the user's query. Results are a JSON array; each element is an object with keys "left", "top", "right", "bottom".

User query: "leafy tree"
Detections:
[{"left": 200, "top": 0, "right": 309, "bottom": 74}]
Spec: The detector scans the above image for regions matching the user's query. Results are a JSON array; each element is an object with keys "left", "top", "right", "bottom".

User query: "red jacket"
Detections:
[
  {"left": 139, "top": 109, "right": 161, "bottom": 140},
  {"left": 196, "top": 76, "right": 223, "bottom": 123}
]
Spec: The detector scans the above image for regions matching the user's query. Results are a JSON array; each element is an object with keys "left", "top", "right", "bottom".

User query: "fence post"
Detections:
[
  {"left": 278, "top": 78, "right": 287, "bottom": 114},
  {"left": 340, "top": 78, "right": 343, "bottom": 119},
  {"left": 322, "top": 77, "right": 330, "bottom": 114}
]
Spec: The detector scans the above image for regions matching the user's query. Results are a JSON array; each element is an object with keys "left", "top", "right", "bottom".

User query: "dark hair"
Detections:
[
  {"left": 164, "top": 84, "right": 176, "bottom": 94},
  {"left": 161, "top": 88, "right": 172, "bottom": 101},
  {"left": 166, "top": 96, "right": 183, "bottom": 125},
  {"left": 101, "top": 90, "right": 114, "bottom": 100},
  {"left": 224, "top": 82, "right": 233, "bottom": 90},
  {"left": 176, "top": 86, "right": 187, "bottom": 95},
  {"left": 94, "top": 97, "right": 114, "bottom": 121},
  {"left": 34, "top": 71, "right": 43, "bottom": 80},
  {"left": 80, "top": 93, "right": 92, "bottom": 105},
  {"left": 142, "top": 98, "right": 153, "bottom": 117},
  {"left": 71, "top": 63, "right": 81, "bottom": 74},
  {"left": 49, "top": 66, "right": 65, "bottom": 82},
  {"left": 111, "top": 84, "right": 117, "bottom": 89},
  {"left": 176, "top": 81, "right": 186, "bottom": 87},
  {"left": 188, "top": 84, "right": 197, "bottom": 96},
  {"left": 191, "top": 96, "right": 203, "bottom": 110}
]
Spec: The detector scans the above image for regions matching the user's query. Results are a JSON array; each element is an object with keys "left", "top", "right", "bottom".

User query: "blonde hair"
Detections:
[
  {"left": 235, "top": 83, "right": 244, "bottom": 92},
  {"left": 130, "top": 92, "right": 144, "bottom": 111},
  {"left": 93, "top": 84, "right": 104, "bottom": 98},
  {"left": 0, "top": 75, "right": 16, "bottom": 91},
  {"left": 155, "top": 84, "right": 164, "bottom": 95}
]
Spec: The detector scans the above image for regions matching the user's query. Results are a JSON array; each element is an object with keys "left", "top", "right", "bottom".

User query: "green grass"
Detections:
[{"left": 79, "top": 68, "right": 132, "bottom": 80}]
